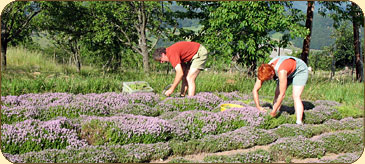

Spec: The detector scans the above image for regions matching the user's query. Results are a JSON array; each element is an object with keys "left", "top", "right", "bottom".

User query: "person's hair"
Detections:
[
  {"left": 258, "top": 64, "right": 275, "bottom": 81},
  {"left": 153, "top": 48, "right": 166, "bottom": 61}
]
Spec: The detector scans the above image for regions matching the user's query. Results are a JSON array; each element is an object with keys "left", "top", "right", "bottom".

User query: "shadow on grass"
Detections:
[
  {"left": 279, "top": 101, "right": 315, "bottom": 114},
  {"left": 262, "top": 101, "right": 315, "bottom": 116}
]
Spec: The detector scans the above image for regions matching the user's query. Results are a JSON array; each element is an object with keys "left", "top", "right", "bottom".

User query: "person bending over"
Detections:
[
  {"left": 252, "top": 56, "right": 308, "bottom": 125},
  {"left": 153, "top": 41, "right": 208, "bottom": 97}
]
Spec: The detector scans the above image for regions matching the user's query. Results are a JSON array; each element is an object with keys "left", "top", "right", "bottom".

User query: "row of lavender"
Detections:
[
  {"left": 2, "top": 107, "right": 266, "bottom": 155},
  {"left": 1, "top": 92, "right": 236, "bottom": 124},
  {"left": 3, "top": 117, "right": 363, "bottom": 163},
  {"left": 0, "top": 92, "right": 355, "bottom": 160},
  {"left": 1, "top": 92, "right": 341, "bottom": 125}
]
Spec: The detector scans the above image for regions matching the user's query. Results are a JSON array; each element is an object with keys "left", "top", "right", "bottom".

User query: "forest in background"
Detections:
[{"left": 1, "top": 1, "right": 364, "bottom": 81}]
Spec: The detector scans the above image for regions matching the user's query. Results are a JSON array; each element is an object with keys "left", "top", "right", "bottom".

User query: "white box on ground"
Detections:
[{"left": 122, "top": 81, "right": 154, "bottom": 93}]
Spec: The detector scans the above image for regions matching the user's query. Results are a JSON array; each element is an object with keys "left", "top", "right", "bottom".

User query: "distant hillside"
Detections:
[
  {"left": 291, "top": 13, "right": 335, "bottom": 50},
  {"left": 167, "top": 1, "right": 356, "bottom": 50}
]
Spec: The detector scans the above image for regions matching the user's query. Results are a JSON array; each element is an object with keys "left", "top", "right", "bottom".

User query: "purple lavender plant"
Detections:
[
  {"left": 313, "top": 129, "right": 364, "bottom": 153},
  {"left": 80, "top": 115, "right": 176, "bottom": 145},
  {"left": 4, "top": 142, "right": 170, "bottom": 163},
  {"left": 313, "top": 100, "right": 340, "bottom": 107},
  {"left": 323, "top": 117, "right": 363, "bottom": 131},
  {"left": 269, "top": 136, "right": 326, "bottom": 160},
  {"left": 319, "top": 152, "right": 363, "bottom": 163},
  {"left": 304, "top": 105, "right": 342, "bottom": 124},
  {"left": 1, "top": 117, "right": 88, "bottom": 154},
  {"left": 170, "top": 107, "right": 266, "bottom": 139},
  {"left": 156, "top": 92, "right": 223, "bottom": 113},
  {"left": 1, "top": 92, "right": 161, "bottom": 124}
]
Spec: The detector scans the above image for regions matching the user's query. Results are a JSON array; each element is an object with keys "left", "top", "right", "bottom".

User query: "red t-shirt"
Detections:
[
  {"left": 166, "top": 41, "right": 200, "bottom": 68},
  {"left": 272, "top": 58, "right": 296, "bottom": 76}
]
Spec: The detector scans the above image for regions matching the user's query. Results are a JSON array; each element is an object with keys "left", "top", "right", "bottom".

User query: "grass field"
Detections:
[
  {"left": 1, "top": 46, "right": 364, "bottom": 163},
  {"left": 2, "top": 47, "right": 363, "bottom": 110}
]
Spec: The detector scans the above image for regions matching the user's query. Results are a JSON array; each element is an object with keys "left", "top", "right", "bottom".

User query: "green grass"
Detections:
[{"left": 1, "top": 47, "right": 363, "bottom": 115}]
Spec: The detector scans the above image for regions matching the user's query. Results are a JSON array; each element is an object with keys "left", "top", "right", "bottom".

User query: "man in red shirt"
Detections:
[{"left": 153, "top": 41, "right": 208, "bottom": 97}]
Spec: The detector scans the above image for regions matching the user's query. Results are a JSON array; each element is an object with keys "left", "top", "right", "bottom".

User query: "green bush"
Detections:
[
  {"left": 1, "top": 119, "right": 79, "bottom": 155},
  {"left": 269, "top": 136, "right": 325, "bottom": 161},
  {"left": 80, "top": 119, "right": 173, "bottom": 146},
  {"left": 169, "top": 127, "right": 277, "bottom": 156},
  {"left": 110, "top": 143, "right": 171, "bottom": 163},
  {"left": 3, "top": 137, "right": 68, "bottom": 155},
  {"left": 259, "top": 112, "right": 296, "bottom": 129},
  {"left": 203, "top": 149, "right": 273, "bottom": 163},
  {"left": 303, "top": 107, "right": 342, "bottom": 124},
  {"left": 319, "top": 129, "right": 364, "bottom": 153},
  {"left": 169, "top": 139, "right": 202, "bottom": 156},
  {"left": 168, "top": 157, "right": 195, "bottom": 163},
  {"left": 1, "top": 110, "right": 29, "bottom": 124},
  {"left": 273, "top": 124, "right": 319, "bottom": 138}
]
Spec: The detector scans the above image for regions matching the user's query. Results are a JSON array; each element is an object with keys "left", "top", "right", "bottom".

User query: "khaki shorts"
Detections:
[{"left": 190, "top": 45, "right": 208, "bottom": 70}]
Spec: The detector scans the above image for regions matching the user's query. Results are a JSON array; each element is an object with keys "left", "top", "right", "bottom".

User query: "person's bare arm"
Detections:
[
  {"left": 252, "top": 78, "right": 265, "bottom": 111},
  {"left": 165, "top": 64, "right": 184, "bottom": 96},
  {"left": 271, "top": 70, "right": 287, "bottom": 116}
]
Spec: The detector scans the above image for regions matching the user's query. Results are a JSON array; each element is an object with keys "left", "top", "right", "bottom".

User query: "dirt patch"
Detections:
[{"left": 151, "top": 145, "right": 270, "bottom": 163}]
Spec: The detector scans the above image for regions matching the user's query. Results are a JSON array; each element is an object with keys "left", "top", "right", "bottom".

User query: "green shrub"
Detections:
[
  {"left": 319, "top": 152, "right": 363, "bottom": 163},
  {"left": 259, "top": 113, "right": 296, "bottom": 129},
  {"left": 273, "top": 124, "right": 318, "bottom": 138},
  {"left": 110, "top": 143, "right": 171, "bottom": 163},
  {"left": 169, "top": 127, "right": 277, "bottom": 156},
  {"left": 168, "top": 157, "right": 195, "bottom": 163},
  {"left": 169, "top": 139, "right": 202, "bottom": 156},
  {"left": 1, "top": 109, "right": 29, "bottom": 124},
  {"left": 3, "top": 137, "right": 68, "bottom": 155},
  {"left": 203, "top": 154, "right": 239, "bottom": 163},
  {"left": 269, "top": 136, "right": 325, "bottom": 161},
  {"left": 319, "top": 129, "right": 364, "bottom": 153},
  {"left": 203, "top": 149, "right": 273, "bottom": 163},
  {"left": 303, "top": 105, "right": 343, "bottom": 124},
  {"left": 336, "top": 106, "right": 364, "bottom": 118},
  {"left": 80, "top": 119, "right": 173, "bottom": 146}
]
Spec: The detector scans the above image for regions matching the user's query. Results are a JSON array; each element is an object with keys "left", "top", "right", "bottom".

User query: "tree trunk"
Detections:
[
  {"left": 352, "top": 2, "right": 363, "bottom": 82},
  {"left": 138, "top": 2, "right": 149, "bottom": 73},
  {"left": 53, "top": 49, "right": 56, "bottom": 63},
  {"left": 75, "top": 53, "right": 81, "bottom": 73},
  {"left": 314, "top": 53, "right": 319, "bottom": 75},
  {"left": 330, "top": 49, "right": 336, "bottom": 80},
  {"left": 1, "top": 41, "right": 7, "bottom": 71},
  {"left": 140, "top": 29, "right": 149, "bottom": 72},
  {"left": 141, "top": 45, "right": 149, "bottom": 73},
  {"left": 301, "top": 1, "right": 314, "bottom": 65},
  {"left": 69, "top": 56, "right": 72, "bottom": 66}
]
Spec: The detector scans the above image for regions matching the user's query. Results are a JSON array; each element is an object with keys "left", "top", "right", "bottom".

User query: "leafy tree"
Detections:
[
  {"left": 332, "top": 22, "right": 355, "bottom": 69},
  {"left": 86, "top": 1, "right": 175, "bottom": 73},
  {"left": 36, "top": 1, "right": 92, "bottom": 73},
  {"left": 204, "top": 1, "right": 308, "bottom": 74},
  {"left": 1, "top": 1, "right": 41, "bottom": 70},
  {"left": 306, "top": 22, "right": 359, "bottom": 77},
  {"left": 318, "top": 1, "right": 364, "bottom": 82},
  {"left": 173, "top": 1, "right": 220, "bottom": 43}
]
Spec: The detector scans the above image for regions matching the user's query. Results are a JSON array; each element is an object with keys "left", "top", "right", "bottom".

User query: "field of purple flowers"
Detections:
[{"left": 1, "top": 91, "right": 364, "bottom": 163}]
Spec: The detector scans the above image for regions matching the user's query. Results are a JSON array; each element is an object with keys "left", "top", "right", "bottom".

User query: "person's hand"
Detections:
[
  {"left": 257, "top": 106, "right": 265, "bottom": 111},
  {"left": 164, "top": 88, "right": 174, "bottom": 97},
  {"left": 270, "top": 110, "right": 278, "bottom": 117}
]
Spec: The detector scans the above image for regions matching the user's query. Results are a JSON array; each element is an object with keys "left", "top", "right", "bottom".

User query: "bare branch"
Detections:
[
  {"left": 148, "top": 36, "right": 160, "bottom": 53},
  {"left": 8, "top": 9, "right": 41, "bottom": 41}
]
